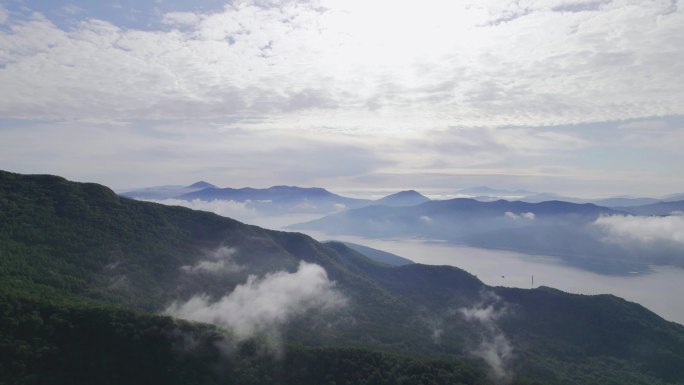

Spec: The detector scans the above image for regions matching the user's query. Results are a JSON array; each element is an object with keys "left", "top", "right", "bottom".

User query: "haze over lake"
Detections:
[
  {"left": 301, "top": 230, "right": 684, "bottom": 325},
  {"left": 3, "top": 0, "right": 684, "bottom": 383}
]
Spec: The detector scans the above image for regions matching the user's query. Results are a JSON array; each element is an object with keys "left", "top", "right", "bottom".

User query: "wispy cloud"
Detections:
[
  {"left": 459, "top": 291, "right": 513, "bottom": 384},
  {"left": 149, "top": 198, "right": 260, "bottom": 223},
  {"left": 505, "top": 211, "right": 536, "bottom": 220},
  {"left": 181, "top": 246, "right": 245, "bottom": 274}
]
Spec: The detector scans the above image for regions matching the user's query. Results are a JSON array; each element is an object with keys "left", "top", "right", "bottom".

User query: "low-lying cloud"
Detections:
[
  {"left": 147, "top": 197, "right": 329, "bottom": 230},
  {"left": 419, "top": 215, "right": 433, "bottom": 223},
  {"left": 181, "top": 246, "right": 245, "bottom": 274},
  {"left": 148, "top": 198, "right": 260, "bottom": 223},
  {"left": 460, "top": 291, "right": 513, "bottom": 384},
  {"left": 165, "top": 261, "right": 347, "bottom": 339},
  {"left": 595, "top": 214, "right": 684, "bottom": 246},
  {"left": 505, "top": 211, "right": 535, "bottom": 220}
]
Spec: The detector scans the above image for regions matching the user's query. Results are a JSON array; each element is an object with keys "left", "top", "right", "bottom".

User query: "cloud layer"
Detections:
[
  {"left": 595, "top": 214, "right": 684, "bottom": 246},
  {"left": 1, "top": 0, "right": 683, "bottom": 128},
  {"left": 1, "top": 1, "right": 682, "bottom": 196},
  {"left": 165, "top": 261, "right": 347, "bottom": 337}
]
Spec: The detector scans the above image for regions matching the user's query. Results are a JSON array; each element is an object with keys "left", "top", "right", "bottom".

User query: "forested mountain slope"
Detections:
[{"left": 1, "top": 170, "right": 683, "bottom": 385}]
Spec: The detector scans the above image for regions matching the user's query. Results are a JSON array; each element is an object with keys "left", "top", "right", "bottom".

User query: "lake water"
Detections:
[
  {"left": 301, "top": 230, "right": 684, "bottom": 325},
  {"left": 149, "top": 202, "right": 684, "bottom": 326}
]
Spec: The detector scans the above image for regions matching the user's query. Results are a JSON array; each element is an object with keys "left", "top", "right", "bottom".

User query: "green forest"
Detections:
[{"left": 2, "top": 170, "right": 684, "bottom": 385}]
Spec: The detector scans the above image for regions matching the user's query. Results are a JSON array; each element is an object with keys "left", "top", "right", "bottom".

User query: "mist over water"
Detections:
[
  {"left": 144, "top": 198, "right": 684, "bottom": 325},
  {"left": 301, "top": 231, "right": 684, "bottom": 325}
]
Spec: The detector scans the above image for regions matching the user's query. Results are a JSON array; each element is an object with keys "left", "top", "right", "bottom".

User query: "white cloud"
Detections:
[
  {"left": 148, "top": 198, "right": 260, "bottom": 223},
  {"left": 333, "top": 203, "right": 347, "bottom": 211},
  {"left": 461, "top": 304, "right": 505, "bottom": 323},
  {"left": 165, "top": 261, "right": 347, "bottom": 338},
  {"left": 419, "top": 215, "right": 433, "bottom": 223},
  {"left": 0, "top": 0, "right": 682, "bottom": 128},
  {"left": 505, "top": 211, "right": 536, "bottom": 220},
  {"left": 162, "top": 11, "right": 202, "bottom": 26},
  {"left": 1, "top": 2, "right": 683, "bottom": 197},
  {"left": 149, "top": 197, "right": 323, "bottom": 230},
  {"left": 595, "top": 214, "right": 684, "bottom": 246},
  {"left": 181, "top": 246, "right": 245, "bottom": 274},
  {"left": 460, "top": 291, "right": 513, "bottom": 384}
]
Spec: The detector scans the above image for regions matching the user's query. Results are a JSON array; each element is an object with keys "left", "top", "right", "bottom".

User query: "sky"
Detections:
[{"left": 0, "top": 0, "right": 683, "bottom": 197}]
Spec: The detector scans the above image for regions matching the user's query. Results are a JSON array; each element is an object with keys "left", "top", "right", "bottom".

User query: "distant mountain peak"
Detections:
[
  {"left": 394, "top": 189, "right": 421, "bottom": 195},
  {"left": 376, "top": 190, "right": 430, "bottom": 207},
  {"left": 187, "top": 181, "right": 217, "bottom": 189},
  {"left": 269, "top": 185, "right": 327, "bottom": 192}
]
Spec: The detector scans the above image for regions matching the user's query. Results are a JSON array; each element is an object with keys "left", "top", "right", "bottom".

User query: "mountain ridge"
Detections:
[
  {"left": 616, "top": 200, "right": 684, "bottom": 216},
  {"left": 287, "top": 198, "right": 673, "bottom": 274},
  {"left": 2, "top": 169, "right": 684, "bottom": 385}
]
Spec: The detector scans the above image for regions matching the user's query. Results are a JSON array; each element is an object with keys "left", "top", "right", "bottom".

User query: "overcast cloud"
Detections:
[
  {"left": 0, "top": 0, "right": 682, "bottom": 195},
  {"left": 1, "top": 0, "right": 682, "bottom": 125}
]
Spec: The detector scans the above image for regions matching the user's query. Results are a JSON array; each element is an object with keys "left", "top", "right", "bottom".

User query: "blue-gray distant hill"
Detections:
[
  {"left": 335, "top": 242, "right": 414, "bottom": 266},
  {"left": 123, "top": 183, "right": 432, "bottom": 215},
  {"left": 120, "top": 181, "right": 217, "bottom": 200},
  {"left": 122, "top": 183, "right": 374, "bottom": 214},
  {"left": 178, "top": 185, "right": 373, "bottom": 214},
  {"left": 518, "top": 193, "right": 684, "bottom": 208},
  {"left": 617, "top": 200, "right": 684, "bottom": 216},
  {"left": 290, "top": 198, "right": 623, "bottom": 235},
  {"left": 287, "top": 198, "right": 683, "bottom": 274},
  {"left": 664, "top": 192, "right": 684, "bottom": 201},
  {"left": 187, "top": 181, "right": 217, "bottom": 189},
  {"left": 461, "top": 186, "right": 683, "bottom": 207},
  {"left": 374, "top": 190, "right": 430, "bottom": 207}
]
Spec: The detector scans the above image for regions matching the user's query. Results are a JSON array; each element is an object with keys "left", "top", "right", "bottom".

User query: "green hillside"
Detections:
[
  {"left": 0, "top": 295, "right": 493, "bottom": 385},
  {"left": 1, "top": 170, "right": 683, "bottom": 385}
]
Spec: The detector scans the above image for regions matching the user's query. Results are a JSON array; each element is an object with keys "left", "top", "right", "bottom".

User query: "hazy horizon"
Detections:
[
  {"left": 111, "top": 179, "right": 684, "bottom": 201},
  {"left": 2, "top": 2, "right": 684, "bottom": 383}
]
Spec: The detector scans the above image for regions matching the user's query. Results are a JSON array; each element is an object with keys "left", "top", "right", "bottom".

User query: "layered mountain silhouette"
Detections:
[
  {"left": 3, "top": 170, "right": 684, "bottom": 384},
  {"left": 119, "top": 182, "right": 214, "bottom": 200},
  {"left": 455, "top": 186, "right": 684, "bottom": 208},
  {"left": 287, "top": 198, "right": 684, "bottom": 273},
  {"left": 617, "top": 200, "right": 684, "bottom": 215},
  {"left": 122, "top": 183, "right": 432, "bottom": 215}
]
